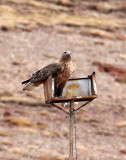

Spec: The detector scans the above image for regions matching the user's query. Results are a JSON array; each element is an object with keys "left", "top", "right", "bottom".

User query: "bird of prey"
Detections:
[{"left": 22, "top": 51, "right": 74, "bottom": 97}]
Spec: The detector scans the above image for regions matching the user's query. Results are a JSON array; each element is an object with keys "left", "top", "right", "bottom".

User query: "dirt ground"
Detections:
[{"left": 0, "top": 0, "right": 126, "bottom": 160}]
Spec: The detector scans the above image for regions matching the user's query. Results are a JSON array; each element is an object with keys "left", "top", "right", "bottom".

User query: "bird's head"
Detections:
[
  {"left": 63, "top": 51, "right": 71, "bottom": 56},
  {"left": 59, "top": 51, "right": 72, "bottom": 62}
]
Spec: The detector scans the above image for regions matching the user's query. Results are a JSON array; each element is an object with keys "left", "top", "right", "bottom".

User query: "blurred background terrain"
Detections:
[{"left": 0, "top": 0, "right": 126, "bottom": 159}]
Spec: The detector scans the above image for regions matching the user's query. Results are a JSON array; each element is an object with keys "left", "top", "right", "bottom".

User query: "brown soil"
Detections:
[{"left": 0, "top": 0, "right": 126, "bottom": 160}]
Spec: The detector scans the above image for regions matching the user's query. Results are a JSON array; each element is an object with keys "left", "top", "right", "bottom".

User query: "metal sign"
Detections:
[
  {"left": 43, "top": 72, "right": 98, "bottom": 160},
  {"left": 44, "top": 72, "right": 97, "bottom": 103}
]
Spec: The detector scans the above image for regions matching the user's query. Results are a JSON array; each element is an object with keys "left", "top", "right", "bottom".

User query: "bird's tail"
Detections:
[
  {"left": 23, "top": 82, "right": 35, "bottom": 91},
  {"left": 22, "top": 81, "right": 42, "bottom": 91}
]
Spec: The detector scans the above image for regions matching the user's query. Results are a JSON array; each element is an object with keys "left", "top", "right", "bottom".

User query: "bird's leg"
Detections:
[
  {"left": 54, "top": 80, "right": 65, "bottom": 97},
  {"left": 54, "top": 86, "right": 57, "bottom": 97},
  {"left": 54, "top": 85, "right": 64, "bottom": 97},
  {"left": 54, "top": 80, "right": 58, "bottom": 97},
  {"left": 58, "top": 87, "right": 63, "bottom": 97},
  {"left": 55, "top": 87, "right": 63, "bottom": 97}
]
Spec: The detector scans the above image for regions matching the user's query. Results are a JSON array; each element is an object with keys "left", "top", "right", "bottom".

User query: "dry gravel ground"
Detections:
[{"left": 0, "top": 28, "right": 126, "bottom": 160}]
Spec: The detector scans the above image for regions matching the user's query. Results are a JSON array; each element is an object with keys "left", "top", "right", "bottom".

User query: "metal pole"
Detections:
[{"left": 69, "top": 100, "right": 77, "bottom": 160}]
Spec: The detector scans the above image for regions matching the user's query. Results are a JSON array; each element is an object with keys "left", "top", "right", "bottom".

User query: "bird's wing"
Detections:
[{"left": 30, "top": 63, "right": 64, "bottom": 83}]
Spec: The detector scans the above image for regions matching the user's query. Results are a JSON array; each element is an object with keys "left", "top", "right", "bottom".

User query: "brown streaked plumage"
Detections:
[{"left": 22, "top": 51, "right": 74, "bottom": 97}]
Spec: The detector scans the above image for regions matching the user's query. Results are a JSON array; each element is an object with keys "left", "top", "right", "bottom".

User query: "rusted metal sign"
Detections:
[
  {"left": 43, "top": 72, "right": 97, "bottom": 104},
  {"left": 43, "top": 72, "right": 98, "bottom": 160}
]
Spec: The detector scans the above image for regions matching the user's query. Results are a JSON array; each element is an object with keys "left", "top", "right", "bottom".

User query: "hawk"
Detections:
[{"left": 22, "top": 51, "right": 74, "bottom": 97}]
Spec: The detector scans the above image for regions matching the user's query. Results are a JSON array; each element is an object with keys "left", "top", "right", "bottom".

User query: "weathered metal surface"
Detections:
[
  {"left": 46, "top": 95, "right": 97, "bottom": 103},
  {"left": 92, "top": 73, "right": 97, "bottom": 95},
  {"left": 43, "top": 76, "right": 52, "bottom": 102},
  {"left": 50, "top": 103, "right": 69, "bottom": 114},
  {"left": 43, "top": 72, "right": 97, "bottom": 104},
  {"left": 62, "top": 78, "right": 92, "bottom": 97}
]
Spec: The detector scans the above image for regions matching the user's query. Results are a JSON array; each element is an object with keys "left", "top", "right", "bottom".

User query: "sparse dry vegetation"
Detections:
[{"left": 0, "top": 0, "right": 126, "bottom": 160}]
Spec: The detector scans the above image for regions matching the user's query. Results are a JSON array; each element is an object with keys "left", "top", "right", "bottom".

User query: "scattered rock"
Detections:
[
  {"left": 120, "top": 149, "right": 126, "bottom": 154},
  {"left": 57, "top": 0, "right": 72, "bottom": 7},
  {"left": 1, "top": 141, "right": 13, "bottom": 146},
  {"left": 93, "top": 61, "right": 126, "bottom": 78},
  {"left": 1, "top": 26, "right": 9, "bottom": 31},
  {"left": 18, "top": 127, "right": 37, "bottom": 134},
  {"left": 3, "top": 111, "right": 11, "bottom": 117},
  {"left": 81, "top": 28, "right": 114, "bottom": 39},
  {"left": 36, "top": 122, "right": 47, "bottom": 129},
  {"left": 0, "top": 91, "right": 13, "bottom": 97},
  {"left": 85, "top": 118, "right": 100, "bottom": 123},
  {"left": 54, "top": 116, "right": 64, "bottom": 121},
  {"left": 0, "top": 102, "right": 5, "bottom": 108},
  {"left": 52, "top": 156, "right": 69, "bottom": 160},
  {"left": 43, "top": 130, "right": 61, "bottom": 138},
  {"left": 0, "top": 130, "right": 15, "bottom": 137},
  {"left": 11, "top": 60, "right": 26, "bottom": 65},
  {"left": 121, "top": 134, "right": 126, "bottom": 138},
  {"left": 4, "top": 116, "right": 34, "bottom": 126},
  {"left": 0, "top": 94, "right": 48, "bottom": 106},
  {"left": 59, "top": 26, "right": 73, "bottom": 34},
  {"left": 116, "top": 33, "right": 126, "bottom": 40},
  {"left": 40, "top": 156, "right": 68, "bottom": 160},
  {"left": 115, "top": 77, "right": 126, "bottom": 84},
  {"left": 115, "top": 121, "right": 126, "bottom": 127},
  {"left": 26, "top": 92, "right": 43, "bottom": 101},
  {"left": 90, "top": 2, "right": 117, "bottom": 13},
  {"left": 38, "top": 110, "right": 49, "bottom": 116},
  {"left": 78, "top": 146, "right": 88, "bottom": 151},
  {"left": 63, "top": 131, "right": 69, "bottom": 138},
  {"left": 96, "top": 129, "right": 113, "bottom": 136},
  {"left": 43, "top": 54, "right": 58, "bottom": 59},
  {"left": 7, "top": 147, "right": 24, "bottom": 154},
  {"left": 27, "top": 145, "right": 38, "bottom": 150},
  {"left": 94, "top": 40, "right": 105, "bottom": 45},
  {"left": 119, "top": 54, "right": 126, "bottom": 61},
  {"left": 39, "top": 156, "right": 50, "bottom": 160}
]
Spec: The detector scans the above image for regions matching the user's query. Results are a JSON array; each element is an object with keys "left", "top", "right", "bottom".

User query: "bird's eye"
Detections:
[{"left": 63, "top": 51, "right": 71, "bottom": 55}]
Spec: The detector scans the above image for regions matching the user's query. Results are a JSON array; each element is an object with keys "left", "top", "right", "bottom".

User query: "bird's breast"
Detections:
[{"left": 55, "top": 62, "right": 74, "bottom": 86}]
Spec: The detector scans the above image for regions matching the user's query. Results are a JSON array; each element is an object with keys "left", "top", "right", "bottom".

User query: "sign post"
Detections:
[
  {"left": 43, "top": 72, "right": 97, "bottom": 159},
  {"left": 69, "top": 100, "right": 77, "bottom": 160}
]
